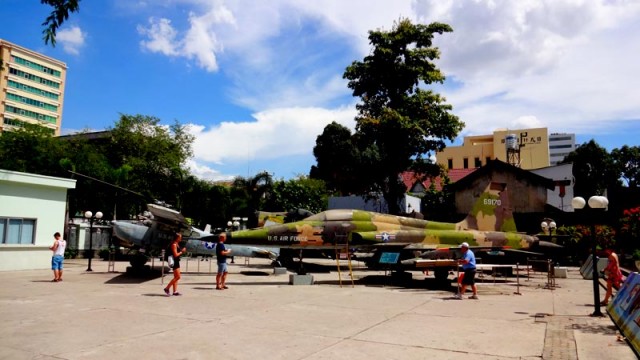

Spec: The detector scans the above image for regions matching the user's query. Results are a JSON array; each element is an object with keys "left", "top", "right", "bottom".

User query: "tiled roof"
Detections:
[{"left": 401, "top": 168, "right": 477, "bottom": 192}]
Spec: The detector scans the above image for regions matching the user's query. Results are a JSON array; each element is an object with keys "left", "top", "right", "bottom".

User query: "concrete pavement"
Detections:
[{"left": 0, "top": 257, "right": 636, "bottom": 359}]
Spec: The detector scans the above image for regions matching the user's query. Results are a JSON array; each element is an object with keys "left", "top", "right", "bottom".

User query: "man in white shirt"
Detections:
[{"left": 49, "top": 232, "right": 66, "bottom": 282}]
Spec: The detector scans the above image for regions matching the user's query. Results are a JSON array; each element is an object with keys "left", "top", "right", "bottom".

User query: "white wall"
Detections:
[
  {"left": 0, "top": 170, "right": 75, "bottom": 271},
  {"left": 328, "top": 194, "right": 421, "bottom": 214},
  {"left": 531, "top": 163, "right": 575, "bottom": 212}
]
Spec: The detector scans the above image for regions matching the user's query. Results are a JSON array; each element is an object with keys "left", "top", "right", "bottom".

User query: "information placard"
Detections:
[{"left": 379, "top": 252, "right": 400, "bottom": 264}]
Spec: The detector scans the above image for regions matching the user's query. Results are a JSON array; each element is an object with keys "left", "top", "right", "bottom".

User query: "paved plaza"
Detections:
[{"left": 0, "top": 257, "right": 636, "bottom": 359}]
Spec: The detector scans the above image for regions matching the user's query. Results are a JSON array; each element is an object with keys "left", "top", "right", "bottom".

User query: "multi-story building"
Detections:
[
  {"left": 549, "top": 133, "right": 576, "bottom": 166},
  {"left": 436, "top": 127, "right": 551, "bottom": 170},
  {"left": 0, "top": 39, "right": 67, "bottom": 135}
]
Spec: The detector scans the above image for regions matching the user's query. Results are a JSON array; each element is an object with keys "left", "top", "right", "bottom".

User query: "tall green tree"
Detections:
[
  {"left": 106, "top": 114, "right": 194, "bottom": 210},
  {"left": 561, "top": 140, "right": 620, "bottom": 197},
  {"left": 341, "top": 19, "right": 464, "bottom": 214},
  {"left": 310, "top": 122, "right": 376, "bottom": 195},
  {"left": 612, "top": 145, "right": 640, "bottom": 187}
]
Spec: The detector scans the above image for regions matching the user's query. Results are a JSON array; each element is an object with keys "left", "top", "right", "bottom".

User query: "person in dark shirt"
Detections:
[{"left": 216, "top": 233, "right": 232, "bottom": 290}]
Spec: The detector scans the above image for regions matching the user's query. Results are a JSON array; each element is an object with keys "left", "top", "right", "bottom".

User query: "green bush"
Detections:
[
  {"left": 64, "top": 247, "right": 78, "bottom": 259},
  {"left": 98, "top": 248, "right": 110, "bottom": 260}
]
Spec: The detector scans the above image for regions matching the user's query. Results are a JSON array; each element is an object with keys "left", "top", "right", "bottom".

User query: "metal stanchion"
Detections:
[
  {"left": 107, "top": 247, "right": 116, "bottom": 273},
  {"left": 161, "top": 249, "right": 165, "bottom": 285},
  {"left": 545, "top": 259, "right": 556, "bottom": 289},
  {"left": 514, "top": 263, "right": 522, "bottom": 295}
]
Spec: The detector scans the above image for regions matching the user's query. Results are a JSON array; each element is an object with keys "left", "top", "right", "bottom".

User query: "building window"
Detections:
[
  {"left": 9, "top": 67, "right": 60, "bottom": 89},
  {"left": 447, "top": 159, "right": 453, "bottom": 169},
  {"left": 12, "top": 55, "right": 62, "bottom": 77},
  {"left": 5, "top": 105, "right": 57, "bottom": 123},
  {"left": 0, "top": 218, "right": 36, "bottom": 244},
  {"left": 474, "top": 157, "right": 482, "bottom": 168},
  {"left": 463, "top": 158, "right": 469, "bottom": 169},
  {"left": 550, "top": 136, "right": 572, "bottom": 141}
]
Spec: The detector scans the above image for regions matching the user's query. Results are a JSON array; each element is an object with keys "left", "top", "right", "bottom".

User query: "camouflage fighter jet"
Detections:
[{"left": 209, "top": 182, "right": 558, "bottom": 278}]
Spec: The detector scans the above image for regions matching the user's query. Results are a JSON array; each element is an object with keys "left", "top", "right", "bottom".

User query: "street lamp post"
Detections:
[
  {"left": 541, "top": 219, "right": 557, "bottom": 236},
  {"left": 84, "top": 210, "right": 103, "bottom": 272},
  {"left": 572, "top": 195, "right": 609, "bottom": 317}
]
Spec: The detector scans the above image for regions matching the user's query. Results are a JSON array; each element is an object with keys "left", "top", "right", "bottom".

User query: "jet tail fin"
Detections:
[
  {"left": 456, "top": 182, "right": 518, "bottom": 232},
  {"left": 204, "top": 224, "right": 211, "bottom": 233}
]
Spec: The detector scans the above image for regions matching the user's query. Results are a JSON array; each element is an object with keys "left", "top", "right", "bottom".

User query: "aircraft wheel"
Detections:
[{"left": 130, "top": 253, "right": 148, "bottom": 268}]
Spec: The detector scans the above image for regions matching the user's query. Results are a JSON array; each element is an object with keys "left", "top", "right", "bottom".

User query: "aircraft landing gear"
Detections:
[
  {"left": 271, "top": 259, "right": 283, "bottom": 267},
  {"left": 129, "top": 253, "right": 148, "bottom": 268},
  {"left": 295, "top": 250, "right": 307, "bottom": 275},
  {"left": 125, "top": 252, "right": 153, "bottom": 276},
  {"left": 434, "top": 268, "right": 450, "bottom": 282}
]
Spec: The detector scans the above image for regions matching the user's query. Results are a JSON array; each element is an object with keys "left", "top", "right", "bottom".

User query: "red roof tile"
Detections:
[{"left": 401, "top": 168, "right": 477, "bottom": 192}]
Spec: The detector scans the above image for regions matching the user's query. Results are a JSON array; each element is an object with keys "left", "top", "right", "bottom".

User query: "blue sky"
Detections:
[{"left": 2, "top": 0, "right": 639, "bottom": 181}]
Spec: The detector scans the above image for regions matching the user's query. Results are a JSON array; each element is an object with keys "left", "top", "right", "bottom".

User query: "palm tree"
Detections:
[{"left": 232, "top": 171, "right": 273, "bottom": 227}]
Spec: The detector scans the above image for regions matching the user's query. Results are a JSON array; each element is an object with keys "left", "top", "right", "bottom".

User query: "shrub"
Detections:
[{"left": 64, "top": 247, "right": 78, "bottom": 259}]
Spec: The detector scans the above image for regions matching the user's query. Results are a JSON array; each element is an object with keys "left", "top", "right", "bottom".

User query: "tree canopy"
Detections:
[
  {"left": 560, "top": 140, "right": 622, "bottom": 197},
  {"left": 265, "top": 176, "right": 328, "bottom": 215},
  {"left": 611, "top": 145, "right": 640, "bottom": 188},
  {"left": 312, "top": 19, "right": 463, "bottom": 214},
  {"left": 41, "top": 0, "right": 81, "bottom": 46}
]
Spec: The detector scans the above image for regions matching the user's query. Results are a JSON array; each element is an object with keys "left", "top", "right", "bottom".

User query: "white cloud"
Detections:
[
  {"left": 137, "top": 3, "right": 235, "bottom": 72},
  {"left": 135, "top": 0, "right": 640, "bottom": 178},
  {"left": 187, "top": 105, "right": 356, "bottom": 179},
  {"left": 388, "top": 0, "right": 640, "bottom": 138},
  {"left": 57, "top": 26, "right": 86, "bottom": 55},
  {"left": 185, "top": 159, "right": 235, "bottom": 182},
  {"left": 137, "top": 17, "right": 179, "bottom": 56}
]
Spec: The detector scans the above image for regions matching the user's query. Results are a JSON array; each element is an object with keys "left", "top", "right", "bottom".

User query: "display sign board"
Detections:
[
  {"left": 608, "top": 272, "right": 640, "bottom": 356},
  {"left": 379, "top": 252, "right": 400, "bottom": 264},
  {"left": 579, "top": 255, "right": 608, "bottom": 279}
]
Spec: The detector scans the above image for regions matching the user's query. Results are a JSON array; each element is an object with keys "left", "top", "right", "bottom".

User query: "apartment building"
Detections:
[
  {"left": 0, "top": 39, "right": 67, "bottom": 136},
  {"left": 549, "top": 133, "right": 576, "bottom": 166}
]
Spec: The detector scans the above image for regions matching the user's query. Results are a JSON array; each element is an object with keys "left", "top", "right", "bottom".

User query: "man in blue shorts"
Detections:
[
  {"left": 49, "top": 232, "right": 66, "bottom": 282},
  {"left": 456, "top": 242, "right": 478, "bottom": 299},
  {"left": 215, "top": 233, "right": 232, "bottom": 290}
]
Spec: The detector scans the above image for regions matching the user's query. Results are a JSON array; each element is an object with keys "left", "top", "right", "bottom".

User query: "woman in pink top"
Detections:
[{"left": 601, "top": 249, "right": 623, "bottom": 305}]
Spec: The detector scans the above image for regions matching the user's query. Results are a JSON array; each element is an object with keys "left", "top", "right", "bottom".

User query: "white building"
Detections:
[
  {"left": 531, "top": 163, "right": 575, "bottom": 212},
  {"left": 328, "top": 193, "right": 421, "bottom": 214},
  {"left": 0, "top": 169, "right": 75, "bottom": 270},
  {"left": 549, "top": 133, "right": 576, "bottom": 166}
]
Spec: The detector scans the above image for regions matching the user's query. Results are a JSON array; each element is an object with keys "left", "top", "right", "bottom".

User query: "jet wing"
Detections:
[
  {"left": 147, "top": 204, "right": 190, "bottom": 230},
  {"left": 500, "top": 248, "right": 544, "bottom": 256}
]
